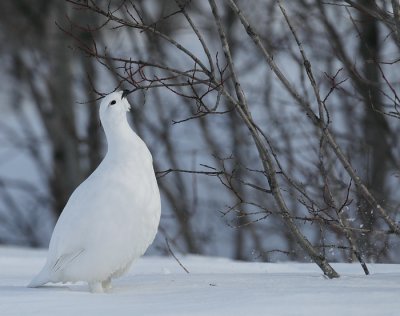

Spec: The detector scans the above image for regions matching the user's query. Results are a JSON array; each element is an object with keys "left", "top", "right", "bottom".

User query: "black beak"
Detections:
[{"left": 121, "top": 90, "right": 131, "bottom": 99}]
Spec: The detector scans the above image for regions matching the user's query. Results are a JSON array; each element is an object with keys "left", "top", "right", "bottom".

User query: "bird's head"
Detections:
[{"left": 99, "top": 90, "right": 132, "bottom": 125}]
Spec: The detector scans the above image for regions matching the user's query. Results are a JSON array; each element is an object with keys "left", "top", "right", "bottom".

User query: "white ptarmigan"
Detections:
[{"left": 28, "top": 90, "right": 161, "bottom": 293}]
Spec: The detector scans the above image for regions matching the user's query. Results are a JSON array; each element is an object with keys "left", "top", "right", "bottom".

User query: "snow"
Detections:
[{"left": 1, "top": 247, "right": 399, "bottom": 316}]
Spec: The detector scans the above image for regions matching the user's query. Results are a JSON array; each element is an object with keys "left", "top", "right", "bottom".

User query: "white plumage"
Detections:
[{"left": 28, "top": 91, "right": 161, "bottom": 293}]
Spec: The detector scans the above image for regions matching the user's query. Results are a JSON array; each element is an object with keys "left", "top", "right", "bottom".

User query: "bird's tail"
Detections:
[{"left": 28, "top": 267, "right": 50, "bottom": 288}]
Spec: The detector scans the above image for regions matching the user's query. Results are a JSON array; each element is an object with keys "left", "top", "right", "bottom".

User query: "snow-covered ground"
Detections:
[{"left": 0, "top": 247, "right": 399, "bottom": 316}]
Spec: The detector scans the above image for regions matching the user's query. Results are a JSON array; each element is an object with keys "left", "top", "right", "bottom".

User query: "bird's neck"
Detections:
[{"left": 103, "top": 118, "right": 143, "bottom": 158}]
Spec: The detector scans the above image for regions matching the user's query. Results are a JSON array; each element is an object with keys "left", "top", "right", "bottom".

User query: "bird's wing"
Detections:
[{"left": 51, "top": 248, "right": 85, "bottom": 273}]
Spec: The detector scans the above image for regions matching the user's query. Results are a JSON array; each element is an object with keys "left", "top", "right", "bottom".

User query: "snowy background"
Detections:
[{"left": 1, "top": 246, "right": 400, "bottom": 315}]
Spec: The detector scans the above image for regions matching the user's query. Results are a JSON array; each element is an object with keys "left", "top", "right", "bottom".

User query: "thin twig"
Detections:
[{"left": 165, "top": 238, "right": 190, "bottom": 274}]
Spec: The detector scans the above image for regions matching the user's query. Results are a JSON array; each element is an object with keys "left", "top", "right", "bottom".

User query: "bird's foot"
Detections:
[
  {"left": 89, "top": 282, "right": 103, "bottom": 293},
  {"left": 102, "top": 278, "right": 112, "bottom": 291}
]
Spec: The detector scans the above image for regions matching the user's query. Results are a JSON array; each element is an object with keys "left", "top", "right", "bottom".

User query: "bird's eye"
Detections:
[{"left": 110, "top": 100, "right": 116, "bottom": 105}]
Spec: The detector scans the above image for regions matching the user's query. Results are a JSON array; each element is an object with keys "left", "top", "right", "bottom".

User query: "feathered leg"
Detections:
[
  {"left": 89, "top": 281, "right": 103, "bottom": 293},
  {"left": 102, "top": 277, "right": 112, "bottom": 291}
]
